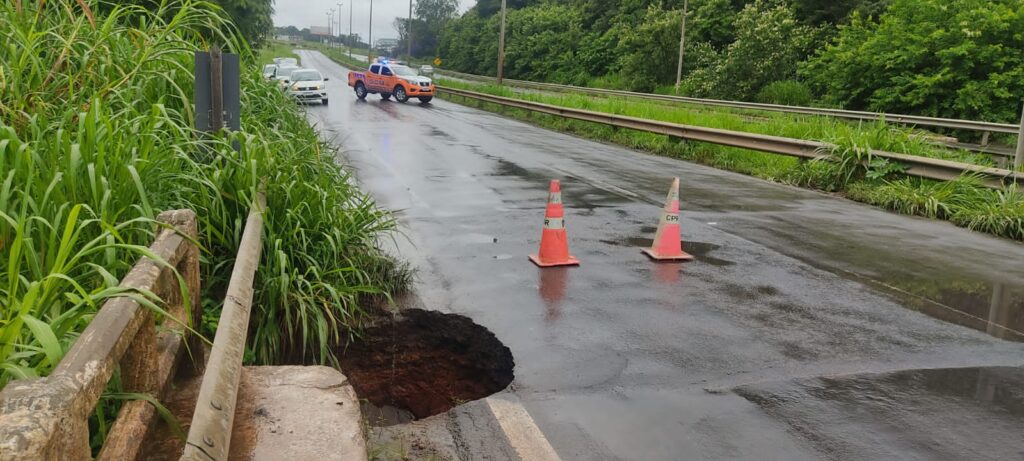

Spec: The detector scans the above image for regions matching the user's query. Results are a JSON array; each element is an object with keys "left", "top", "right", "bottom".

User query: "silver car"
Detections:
[
  {"left": 274, "top": 65, "right": 300, "bottom": 88},
  {"left": 262, "top": 64, "right": 277, "bottom": 80},
  {"left": 418, "top": 65, "right": 434, "bottom": 76},
  {"left": 273, "top": 57, "right": 298, "bottom": 67}
]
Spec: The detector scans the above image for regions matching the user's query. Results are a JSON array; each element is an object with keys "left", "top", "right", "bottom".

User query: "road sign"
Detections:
[{"left": 433, "top": 57, "right": 442, "bottom": 67}]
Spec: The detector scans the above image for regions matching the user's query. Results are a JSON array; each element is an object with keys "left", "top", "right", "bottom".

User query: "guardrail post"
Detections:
[{"left": 210, "top": 45, "right": 224, "bottom": 133}]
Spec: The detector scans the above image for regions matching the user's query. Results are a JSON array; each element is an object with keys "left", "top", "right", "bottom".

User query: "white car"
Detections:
[
  {"left": 418, "top": 65, "right": 434, "bottom": 76},
  {"left": 286, "top": 69, "right": 329, "bottom": 105},
  {"left": 262, "top": 64, "right": 277, "bottom": 80},
  {"left": 274, "top": 65, "right": 300, "bottom": 88}
]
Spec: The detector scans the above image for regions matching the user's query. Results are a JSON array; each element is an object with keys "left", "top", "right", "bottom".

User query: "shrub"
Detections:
[{"left": 756, "top": 80, "right": 814, "bottom": 106}]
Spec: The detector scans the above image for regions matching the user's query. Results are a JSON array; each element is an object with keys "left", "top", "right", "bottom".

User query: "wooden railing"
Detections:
[{"left": 0, "top": 210, "right": 203, "bottom": 461}]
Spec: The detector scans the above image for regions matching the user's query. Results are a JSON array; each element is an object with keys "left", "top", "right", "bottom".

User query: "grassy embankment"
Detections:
[
  {"left": 257, "top": 40, "right": 300, "bottom": 63},
  {"left": 435, "top": 79, "right": 1024, "bottom": 241},
  {"left": 0, "top": 0, "right": 408, "bottom": 407}
]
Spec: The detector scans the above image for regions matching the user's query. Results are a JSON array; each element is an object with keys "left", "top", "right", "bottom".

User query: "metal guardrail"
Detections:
[
  {"left": 436, "top": 69, "right": 1022, "bottom": 136},
  {"left": 0, "top": 210, "right": 203, "bottom": 461},
  {"left": 181, "top": 193, "right": 265, "bottom": 461},
  {"left": 440, "top": 86, "right": 1023, "bottom": 189}
]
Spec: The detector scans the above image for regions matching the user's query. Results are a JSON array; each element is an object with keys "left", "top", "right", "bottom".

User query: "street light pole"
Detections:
[
  {"left": 407, "top": 0, "right": 413, "bottom": 58},
  {"left": 337, "top": 3, "right": 344, "bottom": 49},
  {"left": 497, "top": 0, "right": 506, "bottom": 84},
  {"left": 368, "top": 0, "right": 374, "bottom": 62},
  {"left": 348, "top": 0, "right": 353, "bottom": 58},
  {"left": 327, "top": 9, "right": 334, "bottom": 46},
  {"left": 674, "top": 0, "right": 688, "bottom": 93}
]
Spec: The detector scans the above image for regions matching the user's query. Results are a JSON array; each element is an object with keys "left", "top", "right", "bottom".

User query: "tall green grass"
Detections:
[
  {"left": 437, "top": 79, "right": 995, "bottom": 167},
  {"left": 0, "top": 0, "right": 407, "bottom": 391}
]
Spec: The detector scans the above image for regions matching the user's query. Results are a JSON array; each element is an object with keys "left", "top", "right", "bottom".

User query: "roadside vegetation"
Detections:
[
  {"left": 438, "top": 81, "right": 1024, "bottom": 241},
  {"left": 435, "top": 0, "right": 1024, "bottom": 135},
  {"left": 0, "top": 0, "right": 408, "bottom": 401},
  {"left": 257, "top": 40, "right": 299, "bottom": 64},
  {"left": 437, "top": 79, "right": 993, "bottom": 168}
]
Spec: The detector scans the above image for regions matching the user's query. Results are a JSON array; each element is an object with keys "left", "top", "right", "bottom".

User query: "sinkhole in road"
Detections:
[{"left": 337, "top": 309, "right": 514, "bottom": 426}]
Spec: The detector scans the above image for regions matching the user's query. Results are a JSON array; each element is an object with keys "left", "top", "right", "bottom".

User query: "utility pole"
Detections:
[
  {"left": 368, "top": 0, "right": 374, "bottom": 62},
  {"left": 1015, "top": 101, "right": 1024, "bottom": 169},
  {"left": 497, "top": 0, "right": 506, "bottom": 84},
  {"left": 337, "top": 3, "right": 344, "bottom": 49},
  {"left": 327, "top": 10, "right": 334, "bottom": 46},
  {"left": 407, "top": 0, "right": 413, "bottom": 58},
  {"left": 348, "top": 0, "right": 353, "bottom": 58},
  {"left": 674, "top": 0, "right": 689, "bottom": 93}
]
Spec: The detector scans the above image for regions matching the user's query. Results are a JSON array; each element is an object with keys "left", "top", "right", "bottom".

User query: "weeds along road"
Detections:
[{"left": 297, "top": 51, "right": 1024, "bottom": 460}]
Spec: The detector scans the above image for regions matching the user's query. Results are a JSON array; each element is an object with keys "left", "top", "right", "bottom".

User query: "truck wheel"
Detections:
[
  {"left": 380, "top": 93, "right": 392, "bottom": 101},
  {"left": 354, "top": 82, "right": 367, "bottom": 100},
  {"left": 322, "top": 98, "right": 329, "bottom": 105},
  {"left": 394, "top": 86, "right": 409, "bottom": 103},
  {"left": 418, "top": 97, "right": 433, "bottom": 104}
]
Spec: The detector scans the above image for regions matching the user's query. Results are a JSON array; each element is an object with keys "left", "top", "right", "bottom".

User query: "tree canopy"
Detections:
[{"left": 431, "top": 0, "right": 1024, "bottom": 122}]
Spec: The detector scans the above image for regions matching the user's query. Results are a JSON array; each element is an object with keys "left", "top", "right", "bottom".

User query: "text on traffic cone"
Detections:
[{"left": 642, "top": 177, "right": 693, "bottom": 261}]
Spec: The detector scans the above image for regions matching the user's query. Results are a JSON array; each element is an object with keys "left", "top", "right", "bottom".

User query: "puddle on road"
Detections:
[
  {"left": 735, "top": 366, "right": 1024, "bottom": 459},
  {"left": 337, "top": 309, "right": 514, "bottom": 426},
  {"left": 894, "top": 283, "right": 1024, "bottom": 342},
  {"left": 744, "top": 218, "right": 1024, "bottom": 342},
  {"left": 538, "top": 267, "right": 571, "bottom": 322},
  {"left": 490, "top": 159, "right": 551, "bottom": 184}
]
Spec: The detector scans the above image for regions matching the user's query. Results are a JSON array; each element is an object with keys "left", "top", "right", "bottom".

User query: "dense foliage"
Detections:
[
  {"left": 395, "top": 0, "right": 461, "bottom": 58},
  {"left": 801, "top": 0, "right": 1024, "bottom": 123},
  {"left": 0, "top": 0, "right": 405, "bottom": 389},
  {"left": 436, "top": 0, "right": 1024, "bottom": 123}
]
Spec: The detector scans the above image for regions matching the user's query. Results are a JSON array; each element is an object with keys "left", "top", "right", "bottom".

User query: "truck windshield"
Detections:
[
  {"left": 291, "top": 70, "right": 323, "bottom": 82},
  {"left": 391, "top": 65, "right": 418, "bottom": 77}
]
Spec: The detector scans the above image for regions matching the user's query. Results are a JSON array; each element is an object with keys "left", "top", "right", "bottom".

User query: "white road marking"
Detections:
[{"left": 486, "top": 396, "right": 562, "bottom": 461}]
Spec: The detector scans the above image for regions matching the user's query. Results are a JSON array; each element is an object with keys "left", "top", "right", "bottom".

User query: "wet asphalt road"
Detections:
[{"left": 297, "top": 50, "right": 1024, "bottom": 460}]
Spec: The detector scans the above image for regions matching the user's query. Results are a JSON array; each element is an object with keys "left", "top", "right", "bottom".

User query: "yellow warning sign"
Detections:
[{"left": 433, "top": 57, "right": 442, "bottom": 67}]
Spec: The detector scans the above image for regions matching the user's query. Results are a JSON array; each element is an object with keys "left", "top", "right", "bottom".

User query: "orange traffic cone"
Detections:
[
  {"left": 642, "top": 178, "right": 693, "bottom": 261},
  {"left": 529, "top": 180, "right": 580, "bottom": 267}
]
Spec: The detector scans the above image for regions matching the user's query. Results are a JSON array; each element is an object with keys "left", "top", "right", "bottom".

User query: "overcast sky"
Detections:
[{"left": 273, "top": 0, "right": 473, "bottom": 43}]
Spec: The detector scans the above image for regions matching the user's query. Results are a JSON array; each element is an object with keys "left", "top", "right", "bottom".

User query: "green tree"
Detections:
[
  {"left": 689, "top": 0, "right": 740, "bottom": 49},
  {"left": 800, "top": 0, "right": 1024, "bottom": 122},
  {"left": 791, "top": 0, "right": 889, "bottom": 25},
  {"left": 710, "top": 0, "right": 817, "bottom": 99},
  {"left": 397, "top": 0, "right": 460, "bottom": 58},
  {"left": 614, "top": 6, "right": 685, "bottom": 92},
  {"left": 215, "top": 0, "right": 273, "bottom": 47}
]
